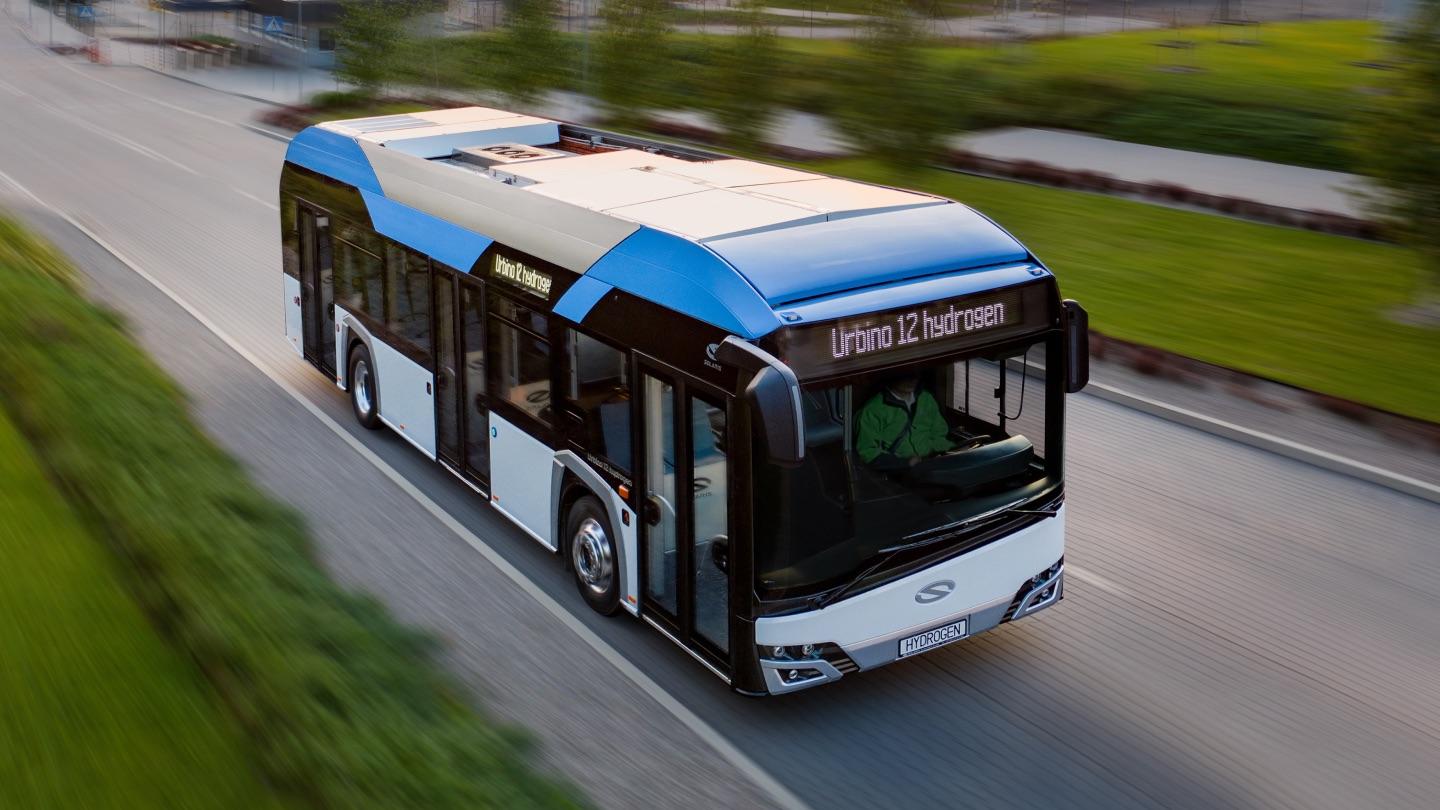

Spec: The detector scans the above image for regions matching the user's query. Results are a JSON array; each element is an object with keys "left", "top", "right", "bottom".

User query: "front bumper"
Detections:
[{"left": 760, "top": 563, "right": 1064, "bottom": 694}]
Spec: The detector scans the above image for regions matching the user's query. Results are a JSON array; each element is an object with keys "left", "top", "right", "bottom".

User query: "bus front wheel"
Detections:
[
  {"left": 567, "top": 496, "right": 620, "bottom": 616},
  {"left": 348, "top": 344, "right": 382, "bottom": 430}
]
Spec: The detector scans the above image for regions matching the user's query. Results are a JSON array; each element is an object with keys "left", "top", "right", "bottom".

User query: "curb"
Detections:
[
  {"left": 1086, "top": 381, "right": 1440, "bottom": 505},
  {"left": 136, "top": 64, "right": 288, "bottom": 107}
]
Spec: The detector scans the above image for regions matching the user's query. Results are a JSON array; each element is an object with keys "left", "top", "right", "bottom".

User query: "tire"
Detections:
[
  {"left": 566, "top": 495, "right": 620, "bottom": 616},
  {"left": 348, "top": 343, "right": 382, "bottom": 430}
]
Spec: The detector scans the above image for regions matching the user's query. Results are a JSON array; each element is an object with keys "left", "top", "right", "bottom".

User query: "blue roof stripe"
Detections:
[
  {"left": 284, "top": 126, "right": 382, "bottom": 194},
  {"left": 553, "top": 275, "right": 614, "bottom": 323},
  {"left": 361, "top": 190, "right": 494, "bottom": 271},
  {"left": 705, "top": 203, "right": 1030, "bottom": 307},
  {"left": 585, "top": 228, "right": 781, "bottom": 339}
]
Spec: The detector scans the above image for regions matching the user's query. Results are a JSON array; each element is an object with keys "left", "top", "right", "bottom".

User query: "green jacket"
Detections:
[{"left": 856, "top": 389, "right": 955, "bottom": 466}]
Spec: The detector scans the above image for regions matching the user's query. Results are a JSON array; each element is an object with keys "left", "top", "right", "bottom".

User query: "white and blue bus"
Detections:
[{"left": 280, "top": 107, "right": 1089, "bottom": 695}]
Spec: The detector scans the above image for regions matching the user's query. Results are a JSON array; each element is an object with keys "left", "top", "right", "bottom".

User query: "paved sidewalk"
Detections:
[{"left": 953, "top": 127, "right": 1372, "bottom": 218}]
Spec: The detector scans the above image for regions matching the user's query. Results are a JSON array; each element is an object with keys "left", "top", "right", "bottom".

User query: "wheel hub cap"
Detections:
[{"left": 573, "top": 518, "right": 613, "bottom": 596}]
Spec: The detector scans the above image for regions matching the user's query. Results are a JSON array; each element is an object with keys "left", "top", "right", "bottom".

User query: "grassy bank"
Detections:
[
  {"left": 0, "top": 409, "right": 281, "bottom": 809},
  {"left": 818, "top": 160, "right": 1439, "bottom": 422},
  {"left": 0, "top": 214, "right": 581, "bottom": 809}
]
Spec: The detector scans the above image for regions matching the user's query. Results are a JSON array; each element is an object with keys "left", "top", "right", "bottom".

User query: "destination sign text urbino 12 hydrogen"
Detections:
[{"left": 777, "top": 286, "right": 1041, "bottom": 377}]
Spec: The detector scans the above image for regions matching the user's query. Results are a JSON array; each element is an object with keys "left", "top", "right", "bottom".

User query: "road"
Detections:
[{"left": 3, "top": 19, "right": 1438, "bottom": 810}]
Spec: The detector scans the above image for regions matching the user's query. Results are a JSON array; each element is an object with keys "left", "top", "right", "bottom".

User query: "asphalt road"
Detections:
[{"left": 3, "top": 20, "right": 1438, "bottom": 810}]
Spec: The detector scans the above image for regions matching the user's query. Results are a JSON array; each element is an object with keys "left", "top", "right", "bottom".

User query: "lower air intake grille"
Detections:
[{"left": 822, "top": 647, "right": 860, "bottom": 674}]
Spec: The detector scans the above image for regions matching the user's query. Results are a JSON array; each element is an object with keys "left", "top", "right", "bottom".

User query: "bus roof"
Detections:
[{"left": 285, "top": 107, "right": 1041, "bottom": 339}]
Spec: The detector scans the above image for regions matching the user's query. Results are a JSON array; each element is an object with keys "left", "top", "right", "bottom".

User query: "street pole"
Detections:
[{"left": 296, "top": 0, "right": 304, "bottom": 101}]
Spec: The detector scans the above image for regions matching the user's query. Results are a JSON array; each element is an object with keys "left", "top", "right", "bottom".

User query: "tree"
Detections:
[
  {"left": 493, "top": 0, "right": 566, "bottom": 108},
  {"left": 335, "top": 0, "right": 419, "bottom": 93},
  {"left": 830, "top": 3, "right": 951, "bottom": 173},
  {"left": 1351, "top": 0, "right": 1440, "bottom": 308},
  {"left": 708, "top": 1, "right": 781, "bottom": 153},
  {"left": 594, "top": 0, "right": 671, "bottom": 129}
]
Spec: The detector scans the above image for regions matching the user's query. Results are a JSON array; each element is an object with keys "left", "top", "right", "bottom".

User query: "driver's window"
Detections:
[{"left": 945, "top": 349, "right": 1047, "bottom": 458}]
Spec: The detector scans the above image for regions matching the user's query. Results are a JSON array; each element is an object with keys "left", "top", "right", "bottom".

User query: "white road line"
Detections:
[
  {"left": 233, "top": 187, "right": 279, "bottom": 211},
  {"left": 1065, "top": 565, "right": 1129, "bottom": 598},
  {"left": 22, "top": 94, "right": 203, "bottom": 176},
  {"left": 0, "top": 167, "right": 811, "bottom": 810}
]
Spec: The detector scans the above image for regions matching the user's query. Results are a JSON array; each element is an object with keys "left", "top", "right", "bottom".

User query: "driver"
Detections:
[{"left": 856, "top": 372, "right": 955, "bottom": 470}]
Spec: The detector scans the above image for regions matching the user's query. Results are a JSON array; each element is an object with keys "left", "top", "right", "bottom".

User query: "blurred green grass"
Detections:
[
  {"left": 0, "top": 409, "right": 281, "bottom": 810},
  {"left": 393, "top": 20, "right": 1377, "bottom": 169},
  {"left": 0, "top": 215, "right": 583, "bottom": 809},
  {"left": 819, "top": 159, "right": 1440, "bottom": 422}
]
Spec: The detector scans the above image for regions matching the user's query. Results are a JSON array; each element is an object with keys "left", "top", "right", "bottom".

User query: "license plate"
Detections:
[{"left": 898, "top": 618, "right": 968, "bottom": 658}]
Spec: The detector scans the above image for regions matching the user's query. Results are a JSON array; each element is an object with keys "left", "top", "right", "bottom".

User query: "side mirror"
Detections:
[
  {"left": 709, "top": 534, "right": 729, "bottom": 574},
  {"left": 714, "top": 337, "right": 805, "bottom": 468},
  {"left": 1063, "top": 299, "right": 1090, "bottom": 393}
]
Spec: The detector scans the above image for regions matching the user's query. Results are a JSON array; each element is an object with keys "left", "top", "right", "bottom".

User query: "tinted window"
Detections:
[
  {"left": 333, "top": 221, "right": 382, "bottom": 321},
  {"left": 488, "top": 319, "right": 551, "bottom": 425},
  {"left": 385, "top": 243, "right": 431, "bottom": 355},
  {"left": 563, "top": 330, "right": 631, "bottom": 473}
]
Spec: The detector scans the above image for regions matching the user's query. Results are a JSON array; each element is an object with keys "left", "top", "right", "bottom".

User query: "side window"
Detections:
[
  {"left": 333, "top": 221, "right": 383, "bottom": 321},
  {"left": 487, "top": 290, "right": 551, "bottom": 426},
  {"left": 562, "top": 330, "right": 632, "bottom": 474},
  {"left": 385, "top": 243, "right": 432, "bottom": 356},
  {"left": 280, "top": 196, "right": 300, "bottom": 279}
]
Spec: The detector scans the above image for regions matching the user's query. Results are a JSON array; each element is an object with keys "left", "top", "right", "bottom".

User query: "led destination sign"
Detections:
[
  {"left": 491, "top": 253, "right": 553, "bottom": 298},
  {"left": 830, "top": 297, "right": 1013, "bottom": 360},
  {"left": 778, "top": 285, "right": 1044, "bottom": 377}
]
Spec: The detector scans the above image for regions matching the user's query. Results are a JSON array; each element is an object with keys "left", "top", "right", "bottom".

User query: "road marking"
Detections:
[
  {"left": 0, "top": 167, "right": 812, "bottom": 810},
  {"left": 1083, "top": 382, "right": 1440, "bottom": 505},
  {"left": 233, "top": 187, "right": 279, "bottom": 211},
  {"left": 1065, "top": 565, "right": 1128, "bottom": 598},
  {"left": 20, "top": 92, "right": 203, "bottom": 176}
]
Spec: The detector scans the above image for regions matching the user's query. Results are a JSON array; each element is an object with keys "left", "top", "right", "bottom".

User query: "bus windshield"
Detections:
[{"left": 753, "top": 334, "right": 1058, "bottom": 600}]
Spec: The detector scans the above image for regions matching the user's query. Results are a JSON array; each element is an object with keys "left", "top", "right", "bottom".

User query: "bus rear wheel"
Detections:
[
  {"left": 348, "top": 344, "right": 382, "bottom": 430},
  {"left": 567, "top": 496, "right": 620, "bottom": 616}
]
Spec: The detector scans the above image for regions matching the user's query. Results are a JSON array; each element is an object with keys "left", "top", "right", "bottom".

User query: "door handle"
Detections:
[
  {"left": 292, "top": 295, "right": 301, "bottom": 306},
  {"left": 643, "top": 496, "right": 662, "bottom": 527}
]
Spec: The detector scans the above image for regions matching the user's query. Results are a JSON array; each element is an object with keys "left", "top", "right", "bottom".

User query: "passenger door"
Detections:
[
  {"left": 298, "top": 208, "right": 336, "bottom": 378},
  {"left": 638, "top": 357, "right": 732, "bottom": 676},
  {"left": 432, "top": 269, "right": 489, "bottom": 490}
]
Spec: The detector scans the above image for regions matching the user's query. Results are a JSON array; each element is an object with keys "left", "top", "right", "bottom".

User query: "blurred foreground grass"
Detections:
[
  {"left": 820, "top": 160, "right": 1440, "bottom": 422},
  {"left": 0, "top": 215, "right": 582, "bottom": 809},
  {"left": 0, "top": 410, "right": 280, "bottom": 809}
]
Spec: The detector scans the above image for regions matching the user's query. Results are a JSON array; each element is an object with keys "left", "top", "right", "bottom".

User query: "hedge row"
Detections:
[{"left": 0, "top": 214, "right": 583, "bottom": 809}]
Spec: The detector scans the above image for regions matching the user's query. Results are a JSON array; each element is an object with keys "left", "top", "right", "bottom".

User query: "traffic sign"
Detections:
[
  {"left": 263, "top": 15, "right": 285, "bottom": 35},
  {"left": 75, "top": 5, "right": 96, "bottom": 18}
]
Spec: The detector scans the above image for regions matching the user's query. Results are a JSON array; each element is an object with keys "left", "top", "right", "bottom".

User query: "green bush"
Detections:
[
  {"left": 309, "top": 88, "right": 378, "bottom": 110},
  {"left": 0, "top": 215, "right": 583, "bottom": 810},
  {"left": 1101, "top": 95, "right": 1349, "bottom": 170}
]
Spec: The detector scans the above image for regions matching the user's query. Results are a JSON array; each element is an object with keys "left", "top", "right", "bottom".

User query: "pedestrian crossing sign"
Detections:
[
  {"left": 76, "top": 4, "right": 96, "bottom": 18},
  {"left": 263, "top": 15, "right": 285, "bottom": 35}
]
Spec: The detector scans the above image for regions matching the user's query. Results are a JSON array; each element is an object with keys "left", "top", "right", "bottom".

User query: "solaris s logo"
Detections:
[{"left": 915, "top": 580, "right": 956, "bottom": 604}]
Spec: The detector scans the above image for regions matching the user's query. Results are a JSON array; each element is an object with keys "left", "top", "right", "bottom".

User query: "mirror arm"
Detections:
[{"left": 714, "top": 336, "right": 806, "bottom": 467}]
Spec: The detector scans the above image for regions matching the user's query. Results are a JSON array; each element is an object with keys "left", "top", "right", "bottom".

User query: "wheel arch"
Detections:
[
  {"left": 337, "top": 313, "right": 377, "bottom": 396},
  {"left": 552, "top": 451, "right": 637, "bottom": 615}
]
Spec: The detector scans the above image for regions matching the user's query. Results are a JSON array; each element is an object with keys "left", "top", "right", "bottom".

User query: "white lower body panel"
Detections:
[
  {"left": 372, "top": 339, "right": 436, "bottom": 458},
  {"left": 284, "top": 274, "right": 302, "bottom": 358},
  {"left": 489, "top": 412, "right": 556, "bottom": 549}
]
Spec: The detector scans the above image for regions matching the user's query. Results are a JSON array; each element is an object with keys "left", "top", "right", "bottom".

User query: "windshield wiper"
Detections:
[
  {"left": 809, "top": 498, "right": 1060, "bottom": 611},
  {"left": 897, "top": 497, "right": 1029, "bottom": 545}
]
